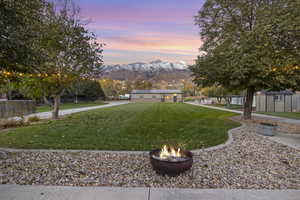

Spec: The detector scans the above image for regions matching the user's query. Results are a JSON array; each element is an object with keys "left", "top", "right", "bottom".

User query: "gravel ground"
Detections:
[{"left": 0, "top": 121, "right": 299, "bottom": 189}]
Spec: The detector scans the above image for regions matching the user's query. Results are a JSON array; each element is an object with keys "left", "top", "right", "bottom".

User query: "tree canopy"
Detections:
[
  {"left": 0, "top": 0, "right": 49, "bottom": 73},
  {"left": 1, "top": 0, "right": 104, "bottom": 119},
  {"left": 191, "top": 0, "right": 300, "bottom": 119}
]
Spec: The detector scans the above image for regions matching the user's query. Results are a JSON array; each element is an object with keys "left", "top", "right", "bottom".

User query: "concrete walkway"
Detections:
[
  {"left": 186, "top": 102, "right": 300, "bottom": 125},
  {"left": 187, "top": 102, "right": 300, "bottom": 150},
  {"left": 15, "top": 101, "right": 130, "bottom": 120},
  {"left": 0, "top": 185, "right": 299, "bottom": 200},
  {"left": 267, "top": 133, "right": 300, "bottom": 150}
]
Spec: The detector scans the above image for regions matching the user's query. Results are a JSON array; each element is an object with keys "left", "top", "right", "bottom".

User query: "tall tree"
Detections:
[
  {"left": 0, "top": 0, "right": 51, "bottom": 96},
  {"left": 19, "top": 0, "right": 103, "bottom": 119},
  {"left": 0, "top": 0, "right": 49, "bottom": 73},
  {"left": 191, "top": 0, "right": 300, "bottom": 119}
]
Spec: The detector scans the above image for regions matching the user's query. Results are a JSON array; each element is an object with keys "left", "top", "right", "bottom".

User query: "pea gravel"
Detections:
[{"left": 0, "top": 121, "right": 299, "bottom": 189}]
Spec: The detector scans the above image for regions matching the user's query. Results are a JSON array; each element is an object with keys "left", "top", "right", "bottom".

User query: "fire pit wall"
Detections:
[{"left": 149, "top": 149, "right": 193, "bottom": 176}]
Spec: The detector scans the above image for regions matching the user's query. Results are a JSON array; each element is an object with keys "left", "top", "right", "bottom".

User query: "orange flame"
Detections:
[{"left": 159, "top": 145, "right": 182, "bottom": 159}]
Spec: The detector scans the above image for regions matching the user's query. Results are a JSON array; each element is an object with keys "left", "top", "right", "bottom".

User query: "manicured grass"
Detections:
[
  {"left": 0, "top": 103, "right": 240, "bottom": 150},
  {"left": 36, "top": 102, "right": 106, "bottom": 112},
  {"left": 257, "top": 112, "right": 300, "bottom": 120}
]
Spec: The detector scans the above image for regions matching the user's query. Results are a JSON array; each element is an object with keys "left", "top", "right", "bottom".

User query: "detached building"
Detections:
[
  {"left": 256, "top": 90, "right": 300, "bottom": 112},
  {"left": 131, "top": 89, "right": 183, "bottom": 103}
]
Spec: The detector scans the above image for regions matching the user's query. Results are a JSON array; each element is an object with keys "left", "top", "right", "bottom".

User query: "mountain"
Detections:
[{"left": 101, "top": 60, "right": 192, "bottom": 82}]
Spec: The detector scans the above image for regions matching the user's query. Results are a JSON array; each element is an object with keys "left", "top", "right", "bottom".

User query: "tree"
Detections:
[
  {"left": 19, "top": 0, "right": 103, "bottom": 119},
  {"left": 201, "top": 86, "right": 242, "bottom": 103},
  {"left": 191, "top": 0, "right": 300, "bottom": 119},
  {"left": 65, "top": 80, "right": 86, "bottom": 104},
  {"left": 0, "top": 0, "right": 52, "bottom": 97},
  {"left": 0, "top": 0, "right": 49, "bottom": 74},
  {"left": 182, "top": 80, "right": 199, "bottom": 97},
  {"left": 82, "top": 80, "right": 105, "bottom": 101},
  {"left": 63, "top": 79, "right": 105, "bottom": 103},
  {"left": 133, "top": 80, "right": 152, "bottom": 90},
  {"left": 99, "top": 79, "right": 118, "bottom": 99}
]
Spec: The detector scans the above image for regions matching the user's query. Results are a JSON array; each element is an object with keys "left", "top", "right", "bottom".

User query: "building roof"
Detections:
[
  {"left": 260, "top": 90, "right": 294, "bottom": 95},
  {"left": 131, "top": 89, "right": 182, "bottom": 94}
]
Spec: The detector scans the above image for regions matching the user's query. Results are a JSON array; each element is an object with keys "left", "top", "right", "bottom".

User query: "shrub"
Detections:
[
  {"left": 183, "top": 97, "right": 195, "bottom": 102},
  {"left": 27, "top": 116, "right": 41, "bottom": 123}
]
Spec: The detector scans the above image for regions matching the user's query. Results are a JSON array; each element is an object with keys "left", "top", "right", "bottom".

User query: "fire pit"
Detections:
[{"left": 149, "top": 145, "right": 193, "bottom": 176}]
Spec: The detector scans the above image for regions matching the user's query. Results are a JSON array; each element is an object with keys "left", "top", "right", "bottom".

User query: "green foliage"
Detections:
[
  {"left": 6, "top": 0, "right": 105, "bottom": 119},
  {"left": 27, "top": 116, "right": 41, "bottom": 123},
  {"left": 63, "top": 80, "right": 105, "bottom": 102},
  {"left": 201, "top": 86, "right": 242, "bottom": 98},
  {"left": 99, "top": 79, "right": 132, "bottom": 100},
  {"left": 0, "top": 0, "right": 49, "bottom": 73},
  {"left": 191, "top": 0, "right": 300, "bottom": 118},
  {"left": 17, "top": 75, "right": 54, "bottom": 100},
  {"left": 183, "top": 97, "right": 195, "bottom": 102},
  {"left": 0, "top": 103, "right": 239, "bottom": 150},
  {"left": 202, "top": 86, "right": 227, "bottom": 97},
  {"left": 181, "top": 80, "right": 199, "bottom": 97},
  {"left": 192, "top": 0, "right": 300, "bottom": 90},
  {"left": 133, "top": 80, "right": 152, "bottom": 90}
]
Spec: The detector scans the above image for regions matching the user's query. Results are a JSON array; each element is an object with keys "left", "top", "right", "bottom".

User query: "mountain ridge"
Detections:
[{"left": 101, "top": 60, "right": 191, "bottom": 82}]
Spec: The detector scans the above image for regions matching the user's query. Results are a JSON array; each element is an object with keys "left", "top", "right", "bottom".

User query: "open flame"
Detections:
[{"left": 159, "top": 145, "right": 182, "bottom": 159}]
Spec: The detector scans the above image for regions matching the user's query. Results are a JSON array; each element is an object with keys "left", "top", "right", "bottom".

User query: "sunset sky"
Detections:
[{"left": 75, "top": 0, "right": 205, "bottom": 65}]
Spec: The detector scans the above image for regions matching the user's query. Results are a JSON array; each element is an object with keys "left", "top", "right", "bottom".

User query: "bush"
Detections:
[
  {"left": 94, "top": 100, "right": 105, "bottom": 104},
  {"left": 0, "top": 118, "right": 27, "bottom": 129},
  {"left": 27, "top": 116, "right": 41, "bottom": 123},
  {"left": 183, "top": 97, "right": 195, "bottom": 102}
]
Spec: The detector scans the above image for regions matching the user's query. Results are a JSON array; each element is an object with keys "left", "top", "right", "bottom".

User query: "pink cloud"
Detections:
[{"left": 102, "top": 32, "right": 202, "bottom": 54}]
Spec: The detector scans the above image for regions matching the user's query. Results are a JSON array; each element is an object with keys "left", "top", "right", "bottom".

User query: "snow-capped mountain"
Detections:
[
  {"left": 101, "top": 60, "right": 191, "bottom": 82},
  {"left": 102, "top": 60, "right": 189, "bottom": 72}
]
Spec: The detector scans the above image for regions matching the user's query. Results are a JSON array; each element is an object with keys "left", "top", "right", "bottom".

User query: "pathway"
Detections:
[
  {"left": 267, "top": 133, "right": 300, "bottom": 150},
  {"left": 14, "top": 101, "right": 130, "bottom": 120},
  {"left": 0, "top": 185, "right": 299, "bottom": 200},
  {"left": 186, "top": 102, "right": 300, "bottom": 125},
  {"left": 186, "top": 102, "right": 300, "bottom": 150}
]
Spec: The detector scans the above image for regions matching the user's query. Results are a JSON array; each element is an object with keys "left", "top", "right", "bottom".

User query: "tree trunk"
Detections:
[
  {"left": 6, "top": 80, "right": 12, "bottom": 100},
  {"left": 225, "top": 97, "right": 231, "bottom": 108},
  {"left": 243, "top": 86, "right": 255, "bottom": 120},
  {"left": 43, "top": 96, "right": 52, "bottom": 107},
  {"left": 75, "top": 95, "right": 78, "bottom": 104},
  {"left": 52, "top": 95, "right": 61, "bottom": 120}
]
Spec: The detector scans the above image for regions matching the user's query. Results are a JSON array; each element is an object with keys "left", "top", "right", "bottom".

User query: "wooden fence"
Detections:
[{"left": 0, "top": 100, "right": 36, "bottom": 118}]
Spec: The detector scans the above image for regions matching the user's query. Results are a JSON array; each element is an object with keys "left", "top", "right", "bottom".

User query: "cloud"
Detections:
[
  {"left": 103, "top": 49, "right": 198, "bottom": 65},
  {"left": 101, "top": 31, "right": 202, "bottom": 52},
  {"left": 74, "top": 0, "right": 204, "bottom": 64}
]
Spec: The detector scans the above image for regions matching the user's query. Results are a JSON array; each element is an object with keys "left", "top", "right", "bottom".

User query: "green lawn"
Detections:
[
  {"left": 36, "top": 102, "right": 107, "bottom": 112},
  {"left": 257, "top": 112, "right": 300, "bottom": 120},
  {"left": 0, "top": 103, "right": 240, "bottom": 150}
]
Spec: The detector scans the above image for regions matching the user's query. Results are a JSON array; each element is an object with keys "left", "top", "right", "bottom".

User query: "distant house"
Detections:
[
  {"left": 131, "top": 89, "right": 183, "bottom": 103},
  {"left": 256, "top": 90, "right": 300, "bottom": 112}
]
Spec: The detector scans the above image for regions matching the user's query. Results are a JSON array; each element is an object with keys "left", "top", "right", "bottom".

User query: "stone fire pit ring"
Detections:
[{"left": 149, "top": 149, "right": 193, "bottom": 176}]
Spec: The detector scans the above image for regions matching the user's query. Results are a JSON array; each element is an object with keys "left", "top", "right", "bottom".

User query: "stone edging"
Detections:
[{"left": 0, "top": 121, "right": 245, "bottom": 155}]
